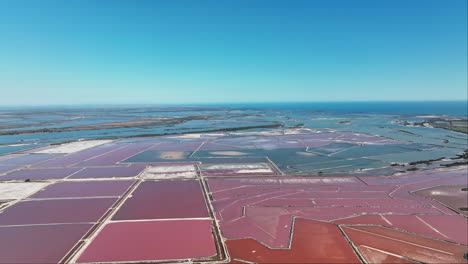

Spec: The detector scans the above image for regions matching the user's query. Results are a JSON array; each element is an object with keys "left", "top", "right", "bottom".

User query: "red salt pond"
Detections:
[
  {"left": 30, "top": 180, "right": 134, "bottom": 199},
  {"left": 76, "top": 220, "right": 217, "bottom": 263},
  {"left": 112, "top": 180, "right": 209, "bottom": 220},
  {"left": 357, "top": 246, "right": 419, "bottom": 263},
  {"left": 342, "top": 225, "right": 468, "bottom": 263},
  {"left": 226, "top": 218, "right": 360, "bottom": 263},
  {"left": 0, "top": 224, "right": 93, "bottom": 264},
  {"left": 335, "top": 214, "right": 468, "bottom": 245}
]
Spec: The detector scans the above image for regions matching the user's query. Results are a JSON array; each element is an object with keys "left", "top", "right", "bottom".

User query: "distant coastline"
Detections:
[{"left": 1, "top": 101, "right": 467, "bottom": 116}]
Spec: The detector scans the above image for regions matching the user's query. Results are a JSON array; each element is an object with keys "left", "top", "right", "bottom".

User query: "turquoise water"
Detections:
[
  {"left": 2, "top": 101, "right": 467, "bottom": 116},
  {"left": 204, "top": 101, "right": 468, "bottom": 116}
]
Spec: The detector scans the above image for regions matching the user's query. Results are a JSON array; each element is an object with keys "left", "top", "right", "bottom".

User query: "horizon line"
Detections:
[{"left": 1, "top": 100, "right": 467, "bottom": 109}]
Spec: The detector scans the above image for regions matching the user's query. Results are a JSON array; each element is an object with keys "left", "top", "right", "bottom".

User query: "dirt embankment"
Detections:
[{"left": 0, "top": 115, "right": 213, "bottom": 136}]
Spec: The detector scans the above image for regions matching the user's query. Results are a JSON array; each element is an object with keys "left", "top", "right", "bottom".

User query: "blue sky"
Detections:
[{"left": 0, "top": 0, "right": 466, "bottom": 105}]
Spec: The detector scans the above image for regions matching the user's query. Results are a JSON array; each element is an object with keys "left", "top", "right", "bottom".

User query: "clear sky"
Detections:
[{"left": 0, "top": 0, "right": 466, "bottom": 106}]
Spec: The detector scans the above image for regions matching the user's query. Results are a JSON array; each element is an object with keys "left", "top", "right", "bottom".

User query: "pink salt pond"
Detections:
[
  {"left": 33, "top": 144, "right": 124, "bottom": 167},
  {"left": 0, "top": 198, "right": 117, "bottom": 225},
  {"left": 112, "top": 179, "right": 209, "bottom": 220},
  {"left": 0, "top": 131, "right": 466, "bottom": 264},
  {"left": 0, "top": 223, "right": 93, "bottom": 264},
  {"left": 67, "top": 166, "right": 144, "bottom": 179},
  {"left": 0, "top": 168, "right": 82, "bottom": 181},
  {"left": 76, "top": 220, "right": 217, "bottom": 263},
  {"left": 29, "top": 180, "right": 134, "bottom": 199}
]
